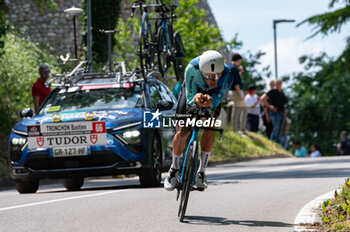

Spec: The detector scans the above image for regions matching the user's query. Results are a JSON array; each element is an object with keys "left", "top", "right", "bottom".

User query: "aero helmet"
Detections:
[{"left": 199, "top": 50, "right": 224, "bottom": 74}]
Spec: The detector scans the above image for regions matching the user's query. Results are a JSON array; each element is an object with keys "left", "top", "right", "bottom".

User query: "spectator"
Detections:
[
  {"left": 244, "top": 84, "right": 260, "bottom": 132},
  {"left": 32, "top": 64, "right": 51, "bottom": 112},
  {"left": 337, "top": 131, "right": 350, "bottom": 155},
  {"left": 310, "top": 144, "right": 321, "bottom": 158},
  {"left": 263, "top": 80, "right": 275, "bottom": 139},
  {"left": 279, "top": 117, "right": 291, "bottom": 149},
  {"left": 229, "top": 53, "right": 247, "bottom": 132},
  {"left": 294, "top": 141, "right": 308, "bottom": 157},
  {"left": 260, "top": 79, "right": 288, "bottom": 144}
]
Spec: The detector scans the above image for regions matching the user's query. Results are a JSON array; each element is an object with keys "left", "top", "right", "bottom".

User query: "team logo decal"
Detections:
[
  {"left": 52, "top": 113, "right": 62, "bottom": 123},
  {"left": 37, "top": 137, "right": 44, "bottom": 147},
  {"left": 85, "top": 111, "right": 95, "bottom": 121},
  {"left": 90, "top": 134, "right": 98, "bottom": 144}
]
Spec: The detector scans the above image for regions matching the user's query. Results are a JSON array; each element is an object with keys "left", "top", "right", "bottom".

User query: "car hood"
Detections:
[{"left": 13, "top": 108, "right": 143, "bottom": 133}]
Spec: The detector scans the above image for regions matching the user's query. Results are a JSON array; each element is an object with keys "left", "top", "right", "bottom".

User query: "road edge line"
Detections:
[{"left": 294, "top": 190, "right": 338, "bottom": 232}]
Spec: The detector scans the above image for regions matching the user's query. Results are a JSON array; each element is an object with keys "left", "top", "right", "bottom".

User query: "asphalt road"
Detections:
[{"left": 1, "top": 156, "right": 350, "bottom": 232}]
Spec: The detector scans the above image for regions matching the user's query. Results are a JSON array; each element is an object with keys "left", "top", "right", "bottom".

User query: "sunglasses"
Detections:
[{"left": 203, "top": 73, "right": 221, "bottom": 81}]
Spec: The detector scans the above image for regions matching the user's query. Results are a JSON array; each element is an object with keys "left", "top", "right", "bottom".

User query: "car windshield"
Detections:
[{"left": 39, "top": 86, "right": 143, "bottom": 114}]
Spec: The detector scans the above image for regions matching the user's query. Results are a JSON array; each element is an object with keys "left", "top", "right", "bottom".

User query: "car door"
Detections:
[{"left": 153, "top": 81, "right": 177, "bottom": 166}]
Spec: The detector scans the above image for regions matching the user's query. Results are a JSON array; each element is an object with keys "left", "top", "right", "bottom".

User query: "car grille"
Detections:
[{"left": 24, "top": 150, "right": 124, "bottom": 170}]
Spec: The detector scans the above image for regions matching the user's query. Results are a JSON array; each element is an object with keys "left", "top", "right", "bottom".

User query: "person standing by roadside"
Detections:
[
  {"left": 263, "top": 80, "right": 275, "bottom": 139},
  {"left": 244, "top": 84, "right": 260, "bottom": 132},
  {"left": 337, "top": 131, "right": 350, "bottom": 155},
  {"left": 260, "top": 79, "right": 288, "bottom": 143},
  {"left": 229, "top": 53, "right": 247, "bottom": 132},
  {"left": 32, "top": 64, "right": 51, "bottom": 112}
]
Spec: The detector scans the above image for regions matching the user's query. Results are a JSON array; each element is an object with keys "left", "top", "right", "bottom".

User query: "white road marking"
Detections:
[
  {"left": 0, "top": 190, "right": 126, "bottom": 212},
  {"left": 208, "top": 164, "right": 320, "bottom": 180},
  {"left": 294, "top": 190, "right": 337, "bottom": 231}
]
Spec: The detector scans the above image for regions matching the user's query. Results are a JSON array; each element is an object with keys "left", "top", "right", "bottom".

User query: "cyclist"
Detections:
[{"left": 164, "top": 50, "right": 233, "bottom": 191}]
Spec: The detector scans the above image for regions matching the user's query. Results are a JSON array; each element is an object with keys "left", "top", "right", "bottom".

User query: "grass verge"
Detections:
[
  {"left": 211, "top": 130, "right": 292, "bottom": 163},
  {"left": 321, "top": 179, "right": 350, "bottom": 232}
]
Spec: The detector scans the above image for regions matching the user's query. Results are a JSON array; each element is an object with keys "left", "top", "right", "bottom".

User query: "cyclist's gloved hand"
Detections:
[{"left": 194, "top": 93, "right": 213, "bottom": 108}]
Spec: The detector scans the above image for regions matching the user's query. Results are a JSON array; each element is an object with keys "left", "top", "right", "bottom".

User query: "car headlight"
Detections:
[
  {"left": 10, "top": 137, "right": 27, "bottom": 162},
  {"left": 121, "top": 130, "right": 141, "bottom": 144},
  {"left": 11, "top": 137, "right": 27, "bottom": 146}
]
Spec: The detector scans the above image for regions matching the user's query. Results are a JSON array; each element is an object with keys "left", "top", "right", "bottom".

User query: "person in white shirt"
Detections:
[
  {"left": 244, "top": 85, "right": 260, "bottom": 132},
  {"left": 310, "top": 144, "right": 321, "bottom": 158}
]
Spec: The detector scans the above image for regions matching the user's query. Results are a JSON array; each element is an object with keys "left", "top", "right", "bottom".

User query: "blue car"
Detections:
[{"left": 9, "top": 71, "right": 177, "bottom": 193}]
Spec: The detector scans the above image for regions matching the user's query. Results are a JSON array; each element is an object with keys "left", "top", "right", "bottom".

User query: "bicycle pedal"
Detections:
[{"left": 193, "top": 187, "right": 205, "bottom": 192}]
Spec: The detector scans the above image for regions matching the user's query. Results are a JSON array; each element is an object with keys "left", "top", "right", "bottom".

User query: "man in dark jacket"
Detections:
[{"left": 260, "top": 79, "right": 288, "bottom": 143}]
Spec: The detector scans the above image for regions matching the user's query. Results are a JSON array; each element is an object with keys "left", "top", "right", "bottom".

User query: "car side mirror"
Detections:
[
  {"left": 157, "top": 100, "right": 174, "bottom": 111},
  {"left": 19, "top": 108, "right": 34, "bottom": 118}
]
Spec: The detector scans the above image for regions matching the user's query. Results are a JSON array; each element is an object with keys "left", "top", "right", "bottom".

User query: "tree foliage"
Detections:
[
  {"left": 0, "top": 31, "right": 60, "bottom": 134},
  {"left": 82, "top": 0, "right": 121, "bottom": 64},
  {"left": 289, "top": 54, "right": 350, "bottom": 154},
  {"left": 297, "top": 0, "right": 350, "bottom": 39},
  {"left": 240, "top": 50, "right": 271, "bottom": 93},
  {"left": 290, "top": 0, "right": 350, "bottom": 154}
]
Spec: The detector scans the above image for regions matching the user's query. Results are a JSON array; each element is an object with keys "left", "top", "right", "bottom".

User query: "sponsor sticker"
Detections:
[
  {"left": 27, "top": 121, "right": 107, "bottom": 149},
  {"left": 47, "top": 106, "right": 61, "bottom": 112}
]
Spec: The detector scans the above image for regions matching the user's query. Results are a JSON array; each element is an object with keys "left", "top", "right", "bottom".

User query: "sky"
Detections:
[{"left": 207, "top": 0, "right": 350, "bottom": 82}]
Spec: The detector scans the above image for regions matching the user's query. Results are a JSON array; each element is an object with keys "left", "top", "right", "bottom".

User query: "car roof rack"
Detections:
[{"left": 47, "top": 61, "right": 146, "bottom": 88}]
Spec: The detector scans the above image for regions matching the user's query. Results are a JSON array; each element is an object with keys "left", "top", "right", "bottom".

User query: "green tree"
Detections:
[
  {"left": 298, "top": 0, "right": 350, "bottom": 69},
  {"left": 0, "top": 0, "right": 9, "bottom": 56},
  {"left": 82, "top": 0, "right": 121, "bottom": 65},
  {"left": 289, "top": 0, "right": 350, "bottom": 154},
  {"left": 289, "top": 53, "right": 350, "bottom": 154},
  {"left": 240, "top": 50, "right": 271, "bottom": 93}
]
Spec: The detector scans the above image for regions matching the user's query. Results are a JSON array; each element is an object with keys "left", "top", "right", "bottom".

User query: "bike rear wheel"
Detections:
[
  {"left": 157, "top": 27, "right": 168, "bottom": 77},
  {"left": 172, "top": 32, "right": 185, "bottom": 81},
  {"left": 178, "top": 141, "right": 196, "bottom": 222}
]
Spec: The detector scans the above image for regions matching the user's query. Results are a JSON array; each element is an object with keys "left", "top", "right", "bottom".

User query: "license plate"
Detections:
[{"left": 53, "top": 146, "right": 88, "bottom": 157}]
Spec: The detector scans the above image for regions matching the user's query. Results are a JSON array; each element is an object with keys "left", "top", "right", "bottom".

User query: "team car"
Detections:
[{"left": 9, "top": 65, "right": 177, "bottom": 193}]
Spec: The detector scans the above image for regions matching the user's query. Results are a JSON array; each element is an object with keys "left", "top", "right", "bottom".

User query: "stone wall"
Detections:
[
  {"left": 5, "top": 0, "right": 84, "bottom": 56},
  {"left": 5, "top": 0, "right": 220, "bottom": 56}
]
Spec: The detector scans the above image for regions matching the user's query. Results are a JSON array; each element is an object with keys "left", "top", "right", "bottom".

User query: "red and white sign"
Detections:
[
  {"left": 90, "top": 134, "right": 98, "bottom": 144},
  {"left": 37, "top": 137, "right": 44, "bottom": 147},
  {"left": 27, "top": 121, "right": 107, "bottom": 149},
  {"left": 92, "top": 122, "right": 106, "bottom": 133}
]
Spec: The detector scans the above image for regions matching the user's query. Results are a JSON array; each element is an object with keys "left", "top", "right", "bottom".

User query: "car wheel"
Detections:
[
  {"left": 139, "top": 134, "right": 162, "bottom": 187},
  {"left": 15, "top": 180, "right": 39, "bottom": 194},
  {"left": 62, "top": 177, "right": 84, "bottom": 191}
]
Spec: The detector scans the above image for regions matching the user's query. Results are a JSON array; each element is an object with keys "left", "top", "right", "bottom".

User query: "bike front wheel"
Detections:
[
  {"left": 178, "top": 141, "right": 196, "bottom": 222},
  {"left": 172, "top": 32, "right": 185, "bottom": 81},
  {"left": 138, "top": 27, "right": 155, "bottom": 78}
]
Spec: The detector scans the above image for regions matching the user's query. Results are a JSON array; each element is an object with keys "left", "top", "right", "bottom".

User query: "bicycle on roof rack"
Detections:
[
  {"left": 131, "top": 0, "right": 185, "bottom": 81},
  {"left": 131, "top": 0, "right": 158, "bottom": 79},
  {"left": 155, "top": 0, "right": 185, "bottom": 81}
]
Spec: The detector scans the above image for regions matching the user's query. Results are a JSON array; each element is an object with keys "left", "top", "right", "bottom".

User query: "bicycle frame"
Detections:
[
  {"left": 157, "top": 4, "right": 175, "bottom": 55},
  {"left": 180, "top": 128, "right": 199, "bottom": 185}
]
